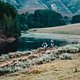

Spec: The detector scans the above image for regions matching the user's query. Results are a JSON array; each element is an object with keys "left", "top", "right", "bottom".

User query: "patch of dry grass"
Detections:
[
  {"left": 0, "top": 53, "right": 80, "bottom": 80},
  {"left": 28, "top": 23, "right": 80, "bottom": 35}
]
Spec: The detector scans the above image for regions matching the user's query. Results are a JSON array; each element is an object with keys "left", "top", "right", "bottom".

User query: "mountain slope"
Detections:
[
  {"left": 42, "top": 0, "right": 72, "bottom": 16},
  {"left": 61, "top": 0, "right": 80, "bottom": 13},
  {"left": 1, "top": 0, "right": 80, "bottom": 16}
]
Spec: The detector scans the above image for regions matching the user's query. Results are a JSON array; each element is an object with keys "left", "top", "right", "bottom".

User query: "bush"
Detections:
[
  {"left": 57, "top": 44, "right": 80, "bottom": 53},
  {"left": 33, "top": 53, "right": 55, "bottom": 65},
  {"left": 59, "top": 53, "right": 72, "bottom": 60}
]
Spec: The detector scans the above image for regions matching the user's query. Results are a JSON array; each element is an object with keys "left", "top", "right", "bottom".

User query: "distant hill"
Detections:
[{"left": 1, "top": 0, "right": 80, "bottom": 16}]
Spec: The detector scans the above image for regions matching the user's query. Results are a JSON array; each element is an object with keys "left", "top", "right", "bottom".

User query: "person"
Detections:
[
  {"left": 42, "top": 42, "right": 48, "bottom": 49},
  {"left": 50, "top": 40, "right": 54, "bottom": 48}
]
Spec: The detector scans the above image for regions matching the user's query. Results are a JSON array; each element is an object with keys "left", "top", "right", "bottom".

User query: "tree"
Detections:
[
  {"left": 26, "top": 14, "right": 35, "bottom": 28},
  {"left": 16, "top": 13, "right": 29, "bottom": 31},
  {"left": 0, "top": 1, "right": 17, "bottom": 19},
  {"left": 26, "top": 9, "right": 65, "bottom": 28},
  {"left": 72, "top": 15, "right": 80, "bottom": 24},
  {"left": 0, "top": 1, "right": 21, "bottom": 37},
  {"left": 0, "top": 14, "right": 21, "bottom": 37}
]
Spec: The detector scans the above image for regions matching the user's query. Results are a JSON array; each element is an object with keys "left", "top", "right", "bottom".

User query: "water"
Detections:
[{"left": 18, "top": 33, "right": 68, "bottom": 51}]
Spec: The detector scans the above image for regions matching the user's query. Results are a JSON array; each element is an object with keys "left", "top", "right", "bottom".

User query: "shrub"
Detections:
[
  {"left": 0, "top": 54, "right": 10, "bottom": 61},
  {"left": 58, "top": 44, "right": 80, "bottom": 53},
  {"left": 59, "top": 53, "right": 72, "bottom": 60},
  {"left": 14, "top": 67, "right": 23, "bottom": 71}
]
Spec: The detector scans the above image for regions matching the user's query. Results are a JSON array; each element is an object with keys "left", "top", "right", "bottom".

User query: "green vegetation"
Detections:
[
  {"left": 27, "top": 10, "right": 65, "bottom": 28},
  {"left": 18, "top": 9, "right": 66, "bottom": 29},
  {"left": 0, "top": 1, "right": 66, "bottom": 35},
  {"left": 1, "top": 0, "right": 80, "bottom": 37},
  {"left": 16, "top": 13, "right": 29, "bottom": 31},
  {"left": 0, "top": 1, "right": 17, "bottom": 19},
  {"left": 72, "top": 15, "right": 80, "bottom": 24},
  {"left": 0, "top": 1, "right": 21, "bottom": 37}
]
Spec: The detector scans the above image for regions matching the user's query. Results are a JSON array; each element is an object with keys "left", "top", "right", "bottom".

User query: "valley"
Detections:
[{"left": 0, "top": 1, "right": 80, "bottom": 80}]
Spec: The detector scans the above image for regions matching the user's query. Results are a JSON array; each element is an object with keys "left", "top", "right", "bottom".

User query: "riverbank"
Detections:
[
  {"left": 19, "top": 23, "right": 80, "bottom": 51},
  {"left": 21, "top": 32, "right": 80, "bottom": 42},
  {"left": 26, "top": 23, "right": 80, "bottom": 42},
  {"left": 0, "top": 35, "right": 19, "bottom": 54}
]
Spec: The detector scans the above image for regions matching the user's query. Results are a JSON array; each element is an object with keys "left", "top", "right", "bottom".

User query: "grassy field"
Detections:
[
  {"left": 0, "top": 44, "right": 80, "bottom": 80},
  {"left": 0, "top": 53, "right": 80, "bottom": 80},
  {"left": 28, "top": 23, "right": 80, "bottom": 35}
]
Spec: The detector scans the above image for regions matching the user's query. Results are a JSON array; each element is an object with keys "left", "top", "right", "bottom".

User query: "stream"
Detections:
[{"left": 18, "top": 33, "right": 68, "bottom": 51}]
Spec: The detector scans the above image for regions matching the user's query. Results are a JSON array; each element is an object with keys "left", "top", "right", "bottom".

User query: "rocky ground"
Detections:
[{"left": 0, "top": 44, "right": 80, "bottom": 80}]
